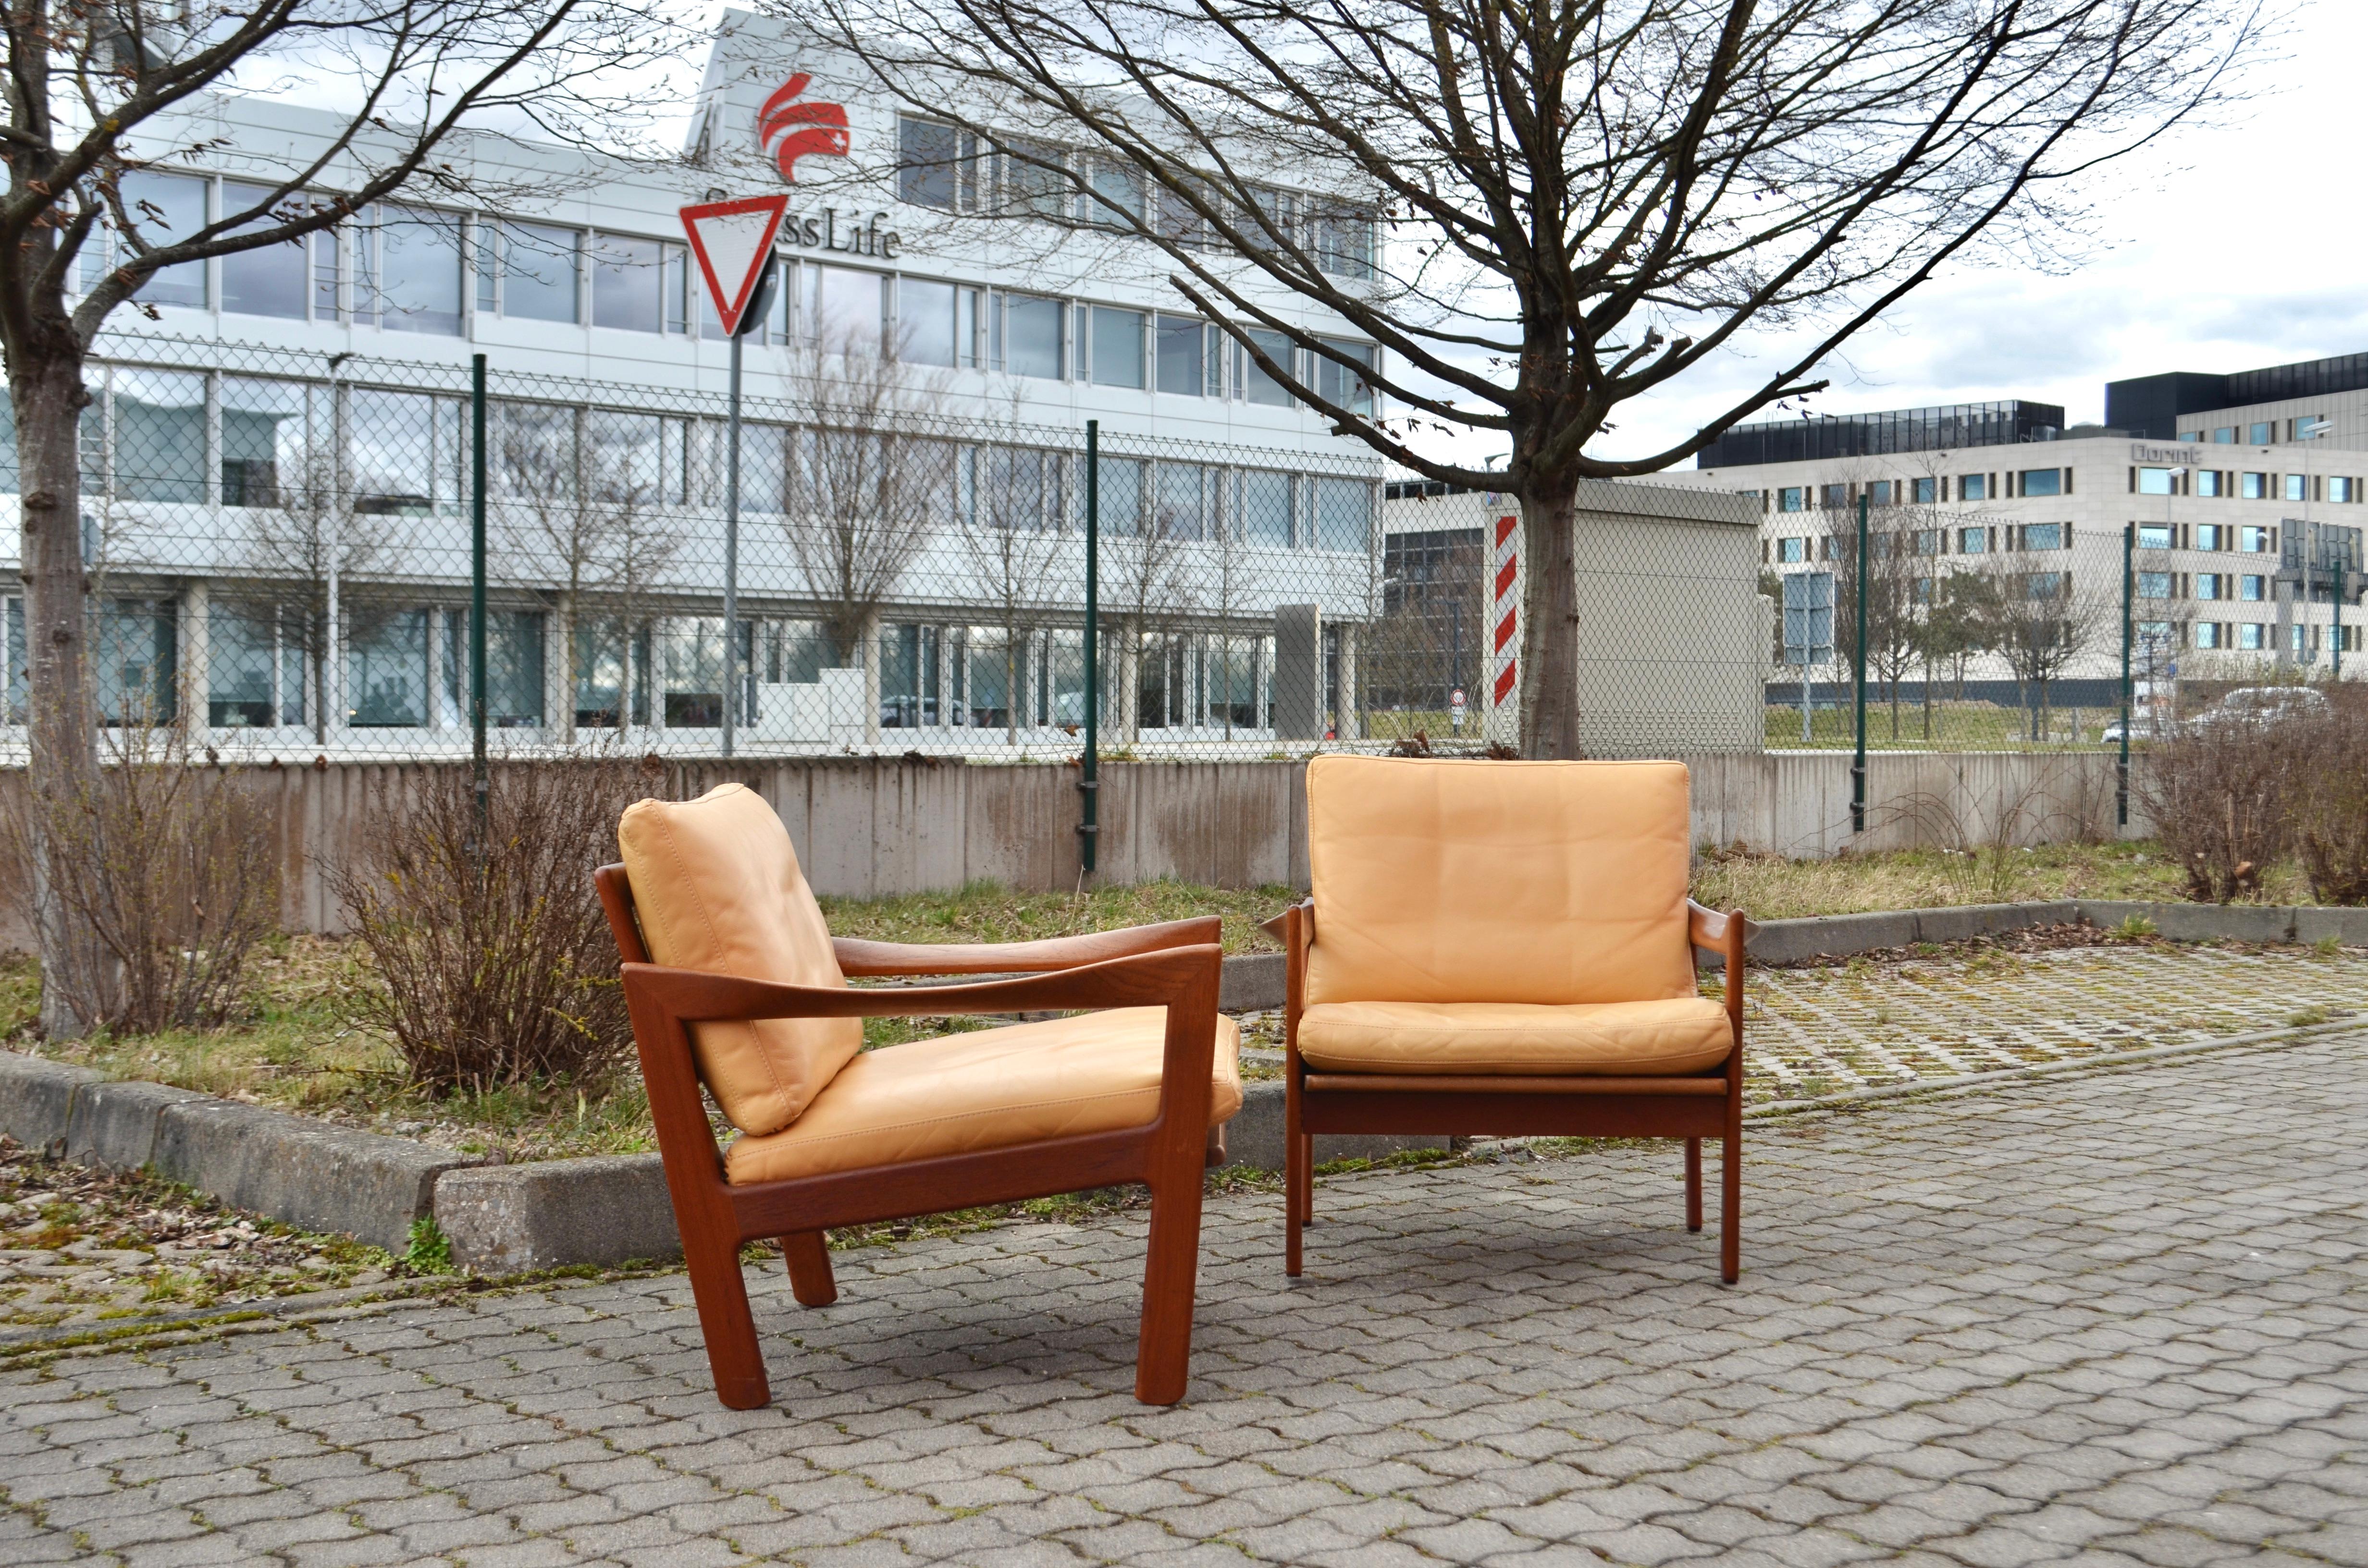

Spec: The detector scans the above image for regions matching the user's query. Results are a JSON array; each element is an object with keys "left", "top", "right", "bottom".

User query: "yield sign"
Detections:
[{"left": 679, "top": 195, "right": 790, "bottom": 336}]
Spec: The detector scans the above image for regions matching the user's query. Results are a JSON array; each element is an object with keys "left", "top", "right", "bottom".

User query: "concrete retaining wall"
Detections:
[{"left": 0, "top": 748, "right": 2148, "bottom": 948}]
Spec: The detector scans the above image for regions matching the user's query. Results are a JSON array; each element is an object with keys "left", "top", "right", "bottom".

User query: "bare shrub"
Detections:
[
  {"left": 1880, "top": 756, "right": 2111, "bottom": 906},
  {"left": 1, "top": 718, "right": 280, "bottom": 1035},
  {"left": 331, "top": 752, "right": 657, "bottom": 1093},
  {"left": 2133, "top": 713, "right": 2295, "bottom": 903},
  {"left": 2288, "top": 697, "right": 2368, "bottom": 906}
]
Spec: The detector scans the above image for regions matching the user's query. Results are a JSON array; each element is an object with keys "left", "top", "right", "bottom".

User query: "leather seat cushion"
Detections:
[
  {"left": 1296, "top": 997, "right": 1732, "bottom": 1077},
  {"left": 726, "top": 1008, "right": 1243, "bottom": 1186},
  {"left": 618, "top": 784, "right": 861, "bottom": 1137},
  {"left": 1302, "top": 756, "right": 1697, "bottom": 1007}
]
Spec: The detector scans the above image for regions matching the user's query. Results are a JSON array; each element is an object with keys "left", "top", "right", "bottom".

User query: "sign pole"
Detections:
[
  {"left": 1851, "top": 494, "right": 1868, "bottom": 833},
  {"left": 1079, "top": 420, "right": 1100, "bottom": 875},
  {"left": 470, "top": 353, "right": 489, "bottom": 851},
  {"left": 2119, "top": 522, "right": 2133, "bottom": 828},
  {"left": 723, "top": 325, "right": 742, "bottom": 757}
]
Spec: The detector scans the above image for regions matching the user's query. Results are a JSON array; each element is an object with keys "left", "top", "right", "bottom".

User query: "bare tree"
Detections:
[
  {"left": 796, "top": 0, "right": 2260, "bottom": 760},
  {"left": 1825, "top": 495, "right": 1930, "bottom": 742},
  {"left": 495, "top": 405, "right": 685, "bottom": 743},
  {"left": 955, "top": 430, "right": 1070, "bottom": 747},
  {"left": 1966, "top": 556, "right": 2114, "bottom": 741},
  {"left": 776, "top": 330, "right": 953, "bottom": 737},
  {"left": 3, "top": 0, "right": 679, "bottom": 1032}
]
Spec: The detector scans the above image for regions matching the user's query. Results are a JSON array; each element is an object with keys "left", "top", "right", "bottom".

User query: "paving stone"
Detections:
[{"left": 5, "top": 1031, "right": 2368, "bottom": 1567}]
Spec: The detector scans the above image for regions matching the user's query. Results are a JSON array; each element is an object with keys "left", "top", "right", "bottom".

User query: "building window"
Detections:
[
  {"left": 369, "top": 208, "right": 464, "bottom": 335},
  {"left": 121, "top": 171, "right": 210, "bottom": 308},
  {"left": 2023, "top": 522, "right": 2066, "bottom": 551},
  {"left": 220, "top": 377, "right": 321, "bottom": 508},
  {"left": 2020, "top": 468, "right": 2063, "bottom": 497},
  {"left": 1819, "top": 483, "right": 1847, "bottom": 509},
  {"left": 2242, "top": 472, "right": 2268, "bottom": 499},
  {"left": 1154, "top": 314, "right": 1205, "bottom": 396},
  {"left": 2213, "top": 427, "right": 2236, "bottom": 443},
  {"left": 2195, "top": 524, "right": 2224, "bottom": 550},
  {"left": 2284, "top": 473, "right": 2307, "bottom": 502},
  {"left": 897, "top": 116, "right": 963, "bottom": 212},
  {"left": 1316, "top": 337, "right": 1376, "bottom": 416},
  {"left": 2249, "top": 422, "right": 2274, "bottom": 445},
  {"left": 2241, "top": 525, "right": 2274, "bottom": 553},
  {"left": 1909, "top": 529, "right": 1940, "bottom": 556},
  {"left": 1912, "top": 477, "right": 1938, "bottom": 504},
  {"left": 804, "top": 264, "right": 886, "bottom": 355},
  {"left": 2237, "top": 623, "right": 2266, "bottom": 650},
  {"left": 444, "top": 609, "right": 546, "bottom": 727},
  {"left": 2179, "top": 431, "right": 2203, "bottom": 443},
  {"left": 2137, "top": 467, "right": 2179, "bottom": 496},
  {"left": 1778, "top": 487, "right": 1805, "bottom": 512},
  {"left": 2137, "top": 572, "right": 2172, "bottom": 600},
  {"left": 1240, "top": 328, "right": 1294, "bottom": 405},
  {"left": 1314, "top": 478, "right": 1372, "bottom": 552},
  {"left": 1778, "top": 537, "right": 1805, "bottom": 564},
  {"left": 1082, "top": 158, "right": 1145, "bottom": 227},
  {"left": 1090, "top": 306, "right": 1146, "bottom": 389},
  {"left": 1239, "top": 470, "right": 1294, "bottom": 545},
  {"left": 2025, "top": 572, "right": 2067, "bottom": 600},
  {"left": 2196, "top": 574, "right": 2222, "bottom": 600},
  {"left": 219, "top": 183, "right": 309, "bottom": 320},
  {"left": 896, "top": 277, "right": 958, "bottom": 366},
  {"left": 590, "top": 232, "right": 685, "bottom": 335},
  {"left": 1960, "top": 474, "right": 1987, "bottom": 501},
  {"left": 1311, "top": 201, "right": 1374, "bottom": 280},
  {"left": 498, "top": 222, "right": 581, "bottom": 323},
  {"left": 2333, "top": 476, "right": 2359, "bottom": 503},
  {"left": 2240, "top": 574, "right": 2266, "bottom": 601},
  {"left": 1958, "top": 526, "right": 1988, "bottom": 553},
  {"left": 2195, "top": 623, "right": 2220, "bottom": 649},
  {"left": 1868, "top": 480, "right": 1894, "bottom": 505},
  {"left": 2195, "top": 470, "right": 2223, "bottom": 497},
  {"left": 2138, "top": 524, "right": 2172, "bottom": 550}
]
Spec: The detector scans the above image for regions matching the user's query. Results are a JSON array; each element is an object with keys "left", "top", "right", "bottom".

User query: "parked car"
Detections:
[
  {"left": 2100, "top": 713, "right": 2172, "bottom": 744},
  {"left": 2184, "top": 686, "right": 2331, "bottom": 734}
]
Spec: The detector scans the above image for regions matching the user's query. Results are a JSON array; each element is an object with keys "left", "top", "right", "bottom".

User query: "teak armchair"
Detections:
[
  {"left": 1275, "top": 756, "right": 1749, "bottom": 1281},
  {"left": 597, "top": 785, "right": 1238, "bottom": 1411}
]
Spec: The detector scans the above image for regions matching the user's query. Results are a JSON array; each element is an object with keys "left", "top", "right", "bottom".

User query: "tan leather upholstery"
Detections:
[
  {"left": 617, "top": 784, "right": 861, "bottom": 1136},
  {"left": 1304, "top": 756, "right": 1695, "bottom": 1008},
  {"left": 1298, "top": 998, "right": 1731, "bottom": 1076},
  {"left": 725, "top": 1010, "right": 1243, "bottom": 1185}
]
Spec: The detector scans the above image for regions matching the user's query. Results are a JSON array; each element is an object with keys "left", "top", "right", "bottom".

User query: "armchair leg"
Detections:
[
  {"left": 682, "top": 1230, "right": 770, "bottom": 1410},
  {"left": 1285, "top": 1128, "right": 1308, "bottom": 1278},
  {"left": 1685, "top": 1139, "right": 1703, "bottom": 1233},
  {"left": 782, "top": 1230, "right": 838, "bottom": 1307},
  {"left": 1720, "top": 1129, "right": 1741, "bottom": 1285},
  {"left": 1135, "top": 1165, "right": 1207, "bottom": 1405}
]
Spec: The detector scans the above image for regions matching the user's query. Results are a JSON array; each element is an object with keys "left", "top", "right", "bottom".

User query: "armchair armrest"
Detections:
[
  {"left": 1259, "top": 898, "right": 1312, "bottom": 947},
  {"left": 831, "top": 916, "right": 1220, "bottom": 977},
  {"left": 1688, "top": 899, "right": 1757, "bottom": 953},
  {"left": 625, "top": 943, "right": 1222, "bottom": 1025}
]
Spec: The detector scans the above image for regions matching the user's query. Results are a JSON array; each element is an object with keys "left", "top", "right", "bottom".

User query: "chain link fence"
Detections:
[{"left": 5, "top": 333, "right": 1424, "bottom": 761}]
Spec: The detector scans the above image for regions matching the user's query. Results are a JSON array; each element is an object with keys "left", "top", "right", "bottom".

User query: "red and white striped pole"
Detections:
[{"left": 1487, "top": 511, "right": 1520, "bottom": 747}]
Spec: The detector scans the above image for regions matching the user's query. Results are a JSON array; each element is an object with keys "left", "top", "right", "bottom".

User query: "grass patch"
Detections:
[
  {"left": 1766, "top": 698, "right": 2125, "bottom": 751},
  {"left": 819, "top": 877, "right": 1295, "bottom": 955},
  {"left": 1690, "top": 838, "right": 2313, "bottom": 919}
]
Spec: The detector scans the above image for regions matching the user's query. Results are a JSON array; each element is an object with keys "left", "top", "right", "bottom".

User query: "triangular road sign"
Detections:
[{"left": 680, "top": 195, "right": 791, "bottom": 336}]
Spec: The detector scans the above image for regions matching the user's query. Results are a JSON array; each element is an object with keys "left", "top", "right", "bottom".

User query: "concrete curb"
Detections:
[
  {"left": 435, "top": 1155, "right": 682, "bottom": 1273},
  {"left": 0, "top": 1053, "right": 465, "bottom": 1254}
]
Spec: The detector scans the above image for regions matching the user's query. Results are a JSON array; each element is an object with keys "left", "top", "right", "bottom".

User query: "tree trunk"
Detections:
[
  {"left": 1518, "top": 488, "right": 1581, "bottom": 759},
  {"left": 13, "top": 337, "right": 103, "bottom": 1036}
]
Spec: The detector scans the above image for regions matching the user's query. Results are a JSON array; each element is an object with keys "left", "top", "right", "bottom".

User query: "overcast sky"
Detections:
[{"left": 1591, "top": 0, "right": 2362, "bottom": 470}]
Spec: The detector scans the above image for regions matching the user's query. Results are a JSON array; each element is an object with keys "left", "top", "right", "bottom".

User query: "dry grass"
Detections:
[
  {"left": 1690, "top": 839, "right": 2311, "bottom": 919},
  {"left": 819, "top": 878, "right": 1296, "bottom": 955}
]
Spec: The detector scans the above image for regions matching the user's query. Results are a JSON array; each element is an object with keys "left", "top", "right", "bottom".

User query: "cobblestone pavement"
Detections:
[{"left": 4, "top": 1031, "right": 2364, "bottom": 1567}]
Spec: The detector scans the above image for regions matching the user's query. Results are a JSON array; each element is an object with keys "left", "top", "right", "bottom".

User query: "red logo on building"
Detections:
[{"left": 757, "top": 73, "right": 849, "bottom": 184}]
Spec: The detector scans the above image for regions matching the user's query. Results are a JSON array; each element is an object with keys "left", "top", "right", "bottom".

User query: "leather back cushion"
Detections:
[
  {"left": 617, "top": 784, "right": 862, "bottom": 1135},
  {"left": 1303, "top": 756, "right": 1694, "bottom": 1006}
]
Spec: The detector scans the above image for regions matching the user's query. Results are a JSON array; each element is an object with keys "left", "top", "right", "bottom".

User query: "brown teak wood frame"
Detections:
[
  {"left": 596, "top": 865, "right": 1225, "bottom": 1411},
  {"left": 1280, "top": 898, "right": 1750, "bottom": 1281}
]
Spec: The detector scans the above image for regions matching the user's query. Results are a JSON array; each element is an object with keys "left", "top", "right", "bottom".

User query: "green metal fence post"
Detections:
[
  {"left": 1851, "top": 492, "right": 1868, "bottom": 833},
  {"left": 470, "top": 353, "right": 489, "bottom": 847},
  {"left": 2119, "top": 521, "right": 2133, "bottom": 828},
  {"left": 1079, "top": 420, "right": 1099, "bottom": 875}
]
